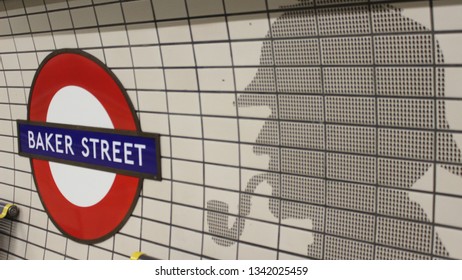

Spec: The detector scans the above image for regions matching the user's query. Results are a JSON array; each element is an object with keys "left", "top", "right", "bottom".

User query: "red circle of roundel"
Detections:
[{"left": 28, "top": 50, "right": 141, "bottom": 243}]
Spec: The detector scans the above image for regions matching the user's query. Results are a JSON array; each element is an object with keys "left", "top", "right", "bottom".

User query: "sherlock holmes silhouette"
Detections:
[{"left": 207, "top": 1, "right": 454, "bottom": 259}]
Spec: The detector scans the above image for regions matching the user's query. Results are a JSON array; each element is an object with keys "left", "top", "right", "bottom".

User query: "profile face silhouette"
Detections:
[{"left": 207, "top": 2, "right": 454, "bottom": 259}]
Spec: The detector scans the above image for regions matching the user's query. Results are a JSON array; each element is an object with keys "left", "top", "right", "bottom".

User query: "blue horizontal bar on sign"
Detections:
[{"left": 17, "top": 121, "right": 161, "bottom": 180}]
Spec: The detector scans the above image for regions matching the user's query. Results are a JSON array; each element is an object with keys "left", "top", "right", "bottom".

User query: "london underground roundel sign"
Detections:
[{"left": 18, "top": 49, "right": 161, "bottom": 243}]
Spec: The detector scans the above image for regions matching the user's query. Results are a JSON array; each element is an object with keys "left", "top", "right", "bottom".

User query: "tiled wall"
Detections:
[{"left": 1, "top": 0, "right": 462, "bottom": 260}]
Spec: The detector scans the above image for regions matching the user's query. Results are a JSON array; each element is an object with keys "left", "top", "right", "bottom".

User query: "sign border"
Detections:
[
  {"left": 24, "top": 49, "right": 156, "bottom": 244},
  {"left": 17, "top": 120, "right": 162, "bottom": 180}
]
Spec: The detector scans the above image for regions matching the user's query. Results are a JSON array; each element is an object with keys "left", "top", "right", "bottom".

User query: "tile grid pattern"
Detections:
[{"left": 1, "top": 0, "right": 462, "bottom": 260}]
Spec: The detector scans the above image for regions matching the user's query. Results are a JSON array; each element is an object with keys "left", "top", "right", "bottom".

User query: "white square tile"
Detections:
[
  {"left": 7, "top": 88, "right": 26, "bottom": 103},
  {"left": 203, "top": 117, "right": 238, "bottom": 141},
  {"left": 28, "top": 13, "right": 51, "bottom": 32},
  {"left": 142, "top": 197, "right": 171, "bottom": 223},
  {"left": 1, "top": 54, "right": 19, "bottom": 69},
  {"left": 198, "top": 68, "right": 234, "bottom": 91},
  {"left": 66, "top": 240, "right": 89, "bottom": 259},
  {"left": 228, "top": 13, "right": 270, "bottom": 39},
  {"left": 127, "top": 23, "right": 158, "bottom": 45},
  {"left": 13, "top": 186, "right": 30, "bottom": 206},
  {"left": 171, "top": 227, "right": 202, "bottom": 254},
  {"left": 122, "top": 0, "right": 154, "bottom": 23},
  {"left": 10, "top": 104, "right": 27, "bottom": 120},
  {"left": 191, "top": 17, "right": 228, "bottom": 41},
  {"left": 0, "top": 120, "right": 13, "bottom": 136},
  {"left": 53, "top": 30, "right": 78, "bottom": 49},
  {"left": 119, "top": 217, "right": 141, "bottom": 238},
  {"left": 104, "top": 47, "right": 133, "bottom": 68},
  {"left": 238, "top": 243, "right": 277, "bottom": 260},
  {"left": 143, "top": 178, "right": 171, "bottom": 201},
  {"left": 205, "top": 164, "right": 239, "bottom": 191},
  {"left": 168, "top": 91, "right": 200, "bottom": 114},
  {"left": 100, "top": 26, "right": 129, "bottom": 46},
  {"left": 152, "top": 0, "right": 187, "bottom": 20},
  {"left": 141, "top": 219, "right": 170, "bottom": 245},
  {"left": 279, "top": 226, "right": 314, "bottom": 256},
  {"left": 435, "top": 226, "right": 462, "bottom": 258},
  {"left": 435, "top": 196, "right": 462, "bottom": 228},
  {"left": 138, "top": 91, "right": 167, "bottom": 112},
  {"left": 14, "top": 171, "right": 31, "bottom": 190},
  {"left": 232, "top": 41, "right": 268, "bottom": 66},
  {"left": 46, "top": 232, "right": 66, "bottom": 254},
  {"left": 171, "top": 137, "right": 203, "bottom": 161},
  {"left": 31, "top": 192, "right": 44, "bottom": 210},
  {"left": 131, "top": 46, "right": 162, "bottom": 67},
  {"left": 204, "top": 140, "right": 239, "bottom": 166},
  {"left": 17, "top": 52, "right": 38, "bottom": 69},
  {"left": 157, "top": 20, "right": 191, "bottom": 43},
  {"left": 75, "top": 28, "right": 102, "bottom": 48},
  {"left": 172, "top": 204, "right": 203, "bottom": 231},
  {"left": 113, "top": 69, "right": 135, "bottom": 89},
  {"left": 0, "top": 104, "right": 11, "bottom": 119},
  {"left": 436, "top": 164, "right": 462, "bottom": 197},
  {"left": 70, "top": 7, "right": 97, "bottom": 28},
  {"left": 433, "top": 0, "right": 462, "bottom": 31},
  {"left": 240, "top": 219, "right": 278, "bottom": 248},
  {"left": 28, "top": 227, "right": 46, "bottom": 247},
  {"left": 26, "top": 244, "right": 44, "bottom": 260},
  {"left": 9, "top": 16, "right": 29, "bottom": 34},
  {"left": 172, "top": 159, "right": 204, "bottom": 184},
  {"left": 170, "top": 115, "right": 202, "bottom": 138},
  {"left": 0, "top": 183, "right": 14, "bottom": 201},
  {"left": 439, "top": 100, "right": 462, "bottom": 130},
  {"left": 49, "top": 10, "right": 72, "bottom": 30},
  {"left": 239, "top": 119, "right": 269, "bottom": 143},
  {"left": 140, "top": 112, "right": 169, "bottom": 134},
  {"left": 135, "top": 69, "right": 164, "bottom": 90},
  {"left": 165, "top": 69, "right": 198, "bottom": 91},
  {"left": 186, "top": 0, "right": 224, "bottom": 17},
  {"left": 95, "top": 3, "right": 124, "bottom": 25},
  {"left": 194, "top": 43, "right": 231, "bottom": 67},
  {"left": 0, "top": 136, "right": 13, "bottom": 153},
  {"left": 114, "top": 234, "right": 140, "bottom": 257},
  {"left": 5, "top": 71, "right": 23, "bottom": 87},
  {"left": 172, "top": 181, "right": 203, "bottom": 208},
  {"left": 439, "top": 67, "right": 462, "bottom": 98},
  {"left": 201, "top": 93, "right": 236, "bottom": 117},
  {"left": 436, "top": 34, "right": 462, "bottom": 64},
  {"left": 29, "top": 209, "right": 47, "bottom": 229},
  {"left": 0, "top": 37, "right": 16, "bottom": 52},
  {"left": 161, "top": 44, "right": 195, "bottom": 67},
  {"left": 0, "top": 167, "right": 14, "bottom": 185},
  {"left": 0, "top": 18, "right": 10, "bottom": 35}
]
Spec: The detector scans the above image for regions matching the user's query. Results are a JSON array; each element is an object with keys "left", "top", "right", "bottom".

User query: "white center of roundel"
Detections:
[{"left": 46, "top": 85, "right": 116, "bottom": 207}]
